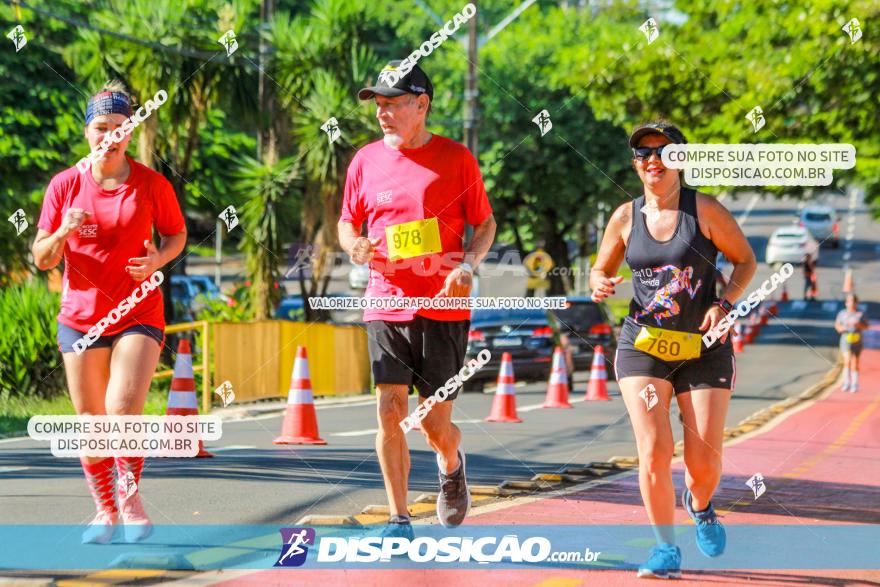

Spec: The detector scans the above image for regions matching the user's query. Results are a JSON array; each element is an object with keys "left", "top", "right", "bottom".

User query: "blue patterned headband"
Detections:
[{"left": 85, "top": 91, "right": 132, "bottom": 125}]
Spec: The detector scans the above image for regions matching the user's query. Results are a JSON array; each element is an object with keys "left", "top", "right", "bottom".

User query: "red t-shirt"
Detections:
[
  {"left": 37, "top": 157, "right": 185, "bottom": 334},
  {"left": 340, "top": 135, "right": 492, "bottom": 322}
]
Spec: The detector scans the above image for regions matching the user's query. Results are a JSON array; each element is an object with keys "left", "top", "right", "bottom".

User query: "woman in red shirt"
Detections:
[{"left": 32, "top": 80, "right": 186, "bottom": 544}]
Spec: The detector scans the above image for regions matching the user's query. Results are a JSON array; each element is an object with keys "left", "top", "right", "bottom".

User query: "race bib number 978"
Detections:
[{"left": 385, "top": 218, "right": 442, "bottom": 260}]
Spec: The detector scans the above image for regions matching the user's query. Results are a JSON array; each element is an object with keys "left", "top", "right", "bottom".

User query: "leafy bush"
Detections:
[{"left": 0, "top": 280, "right": 66, "bottom": 399}]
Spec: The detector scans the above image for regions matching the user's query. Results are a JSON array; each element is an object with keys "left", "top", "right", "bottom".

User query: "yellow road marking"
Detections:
[
  {"left": 532, "top": 579, "right": 583, "bottom": 587},
  {"left": 783, "top": 393, "right": 880, "bottom": 479}
]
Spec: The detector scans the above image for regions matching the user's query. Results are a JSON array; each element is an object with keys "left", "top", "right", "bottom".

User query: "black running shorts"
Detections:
[
  {"left": 367, "top": 315, "right": 469, "bottom": 400},
  {"left": 614, "top": 345, "right": 736, "bottom": 394},
  {"left": 615, "top": 320, "right": 736, "bottom": 394}
]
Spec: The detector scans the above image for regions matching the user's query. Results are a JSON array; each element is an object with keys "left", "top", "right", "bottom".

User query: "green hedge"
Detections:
[{"left": 0, "top": 280, "right": 65, "bottom": 399}]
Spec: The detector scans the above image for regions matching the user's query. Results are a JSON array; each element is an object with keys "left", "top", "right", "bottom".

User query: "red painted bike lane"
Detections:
[{"left": 213, "top": 333, "right": 880, "bottom": 586}]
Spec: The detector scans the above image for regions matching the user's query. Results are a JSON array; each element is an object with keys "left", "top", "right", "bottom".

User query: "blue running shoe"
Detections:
[
  {"left": 637, "top": 543, "right": 681, "bottom": 579},
  {"left": 682, "top": 487, "right": 726, "bottom": 557}
]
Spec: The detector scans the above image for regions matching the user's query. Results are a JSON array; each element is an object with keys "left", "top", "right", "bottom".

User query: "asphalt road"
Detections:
[{"left": 1, "top": 188, "right": 876, "bottom": 528}]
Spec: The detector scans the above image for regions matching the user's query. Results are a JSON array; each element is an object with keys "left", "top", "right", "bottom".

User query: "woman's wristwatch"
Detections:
[
  {"left": 459, "top": 262, "right": 474, "bottom": 275},
  {"left": 714, "top": 298, "right": 734, "bottom": 313}
]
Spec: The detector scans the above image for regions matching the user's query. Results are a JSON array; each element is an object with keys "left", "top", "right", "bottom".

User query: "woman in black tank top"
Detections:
[{"left": 589, "top": 122, "right": 757, "bottom": 578}]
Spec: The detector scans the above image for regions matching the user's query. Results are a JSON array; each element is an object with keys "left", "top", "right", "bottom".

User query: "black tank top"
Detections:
[{"left": 622, "top": 187, "right": 719, "bottom": 341}]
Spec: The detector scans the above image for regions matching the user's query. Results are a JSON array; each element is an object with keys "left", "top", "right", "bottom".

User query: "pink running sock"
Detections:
[{"left": 81, "top": 457, "right": 118, "bottom": 515}]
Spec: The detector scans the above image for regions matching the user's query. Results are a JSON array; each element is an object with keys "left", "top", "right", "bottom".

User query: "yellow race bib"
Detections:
[
  {"left": 385, "top": 218, "right": 442, "bottom": 260},
  {"left": 845, "top": 332, "right": 861, "bottom": 344},
  {"left": 634, "top": 326, "right": 702, "bottom": 362}
]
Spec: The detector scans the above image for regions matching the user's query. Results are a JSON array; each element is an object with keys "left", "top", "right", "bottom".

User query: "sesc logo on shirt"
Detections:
[
  {"left": 377, "top": 190, "right": 393, "bottom": 205},
  {"left": 78, "top": 224, "right": 98, "bottom": 239}
]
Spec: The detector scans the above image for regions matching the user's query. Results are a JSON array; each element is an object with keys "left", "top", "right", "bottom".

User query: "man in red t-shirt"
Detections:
[{"left": 339, "top": 61, "right": 495, "bottom": 534}]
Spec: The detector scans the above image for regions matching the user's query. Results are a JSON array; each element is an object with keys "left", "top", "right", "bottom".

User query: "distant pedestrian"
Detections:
[
  {"left": 835, "top": 293, "right": 868, "bottom": 392},
  {"left": 803, "top": 254, "right": 817, "bottom": 300}
]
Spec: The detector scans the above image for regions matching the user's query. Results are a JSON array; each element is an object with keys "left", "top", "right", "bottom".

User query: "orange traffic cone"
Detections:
[
  {"left": 744, "top": 323, "right": 755, "bottom": 344},
  {"left": 585, "top": 346, "right": 611, "bottom": 401},
  {"left": 843, "top": 268, "right": 854, "bottom": 294},
  {"left": 542, "top": 347, "right": 573, "bottom": 409},
  {"left": 769, "top": 300, "right": 779, "bottom": 317},
  {"left": 780, "top": 283, "right": 789, "bottom": 302},
  {"left": 274, "top": 346, "right": 326, "bottom": 445},
  {"left": 732, "top": 324, "right": 745, "bottom": 353},
  {"left": 485, "top": 353, "right": 522, "bottom": 423},
  {"left": 749, "top": 312, "right": 761, "bottom": 339},
  {"left": 165, "top": 339, "right": 213, "bottom": 458},
  {"left": 759, "top": 304, "right": 769, "bottom": 326}
]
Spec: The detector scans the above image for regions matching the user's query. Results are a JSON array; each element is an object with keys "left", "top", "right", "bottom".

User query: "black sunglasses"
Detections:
[{"left": 632, "top": 145, "right": 670, "bottom": 160}]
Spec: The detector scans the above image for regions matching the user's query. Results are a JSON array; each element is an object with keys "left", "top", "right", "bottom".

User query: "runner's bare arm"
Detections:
[
  {"left": 338, "top": 221, "right": 380, "bottom": 265},
  {"left": 463, "top": 214, "right": 496, "bottom": 268},
  {"left": 438, "top": 214, "right": 496, "bottom": 297},
  {"left": 589, "top": 203, "right": 628, "bottom": 301},
  {"left": 698, "top": 194, "right": 756, "bottom": 303},
  {"left": 32, "top": 208, "right": 93, "bottom": 270}
]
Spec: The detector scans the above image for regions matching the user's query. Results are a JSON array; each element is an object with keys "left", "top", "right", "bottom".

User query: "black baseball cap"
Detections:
[
  {"left": 358, "top": 60, "right": 434, "bottom": 101},
  {"left": 628, "top": 122, "right": 688, "bottom": 148}
]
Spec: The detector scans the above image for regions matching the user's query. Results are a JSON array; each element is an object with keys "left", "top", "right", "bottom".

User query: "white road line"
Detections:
[
  {"left": 332, "top": 419, "right": 485, "bottom": 437},
  {"left": 0, "top": 466, "right": 29, "bottom": 473},
  {"left": 517, "top": 397, "right": 587, "bottom": 412},
  {"left": 737, "top": 193, "right": 761, "bottom": 227},
  {"left": 209, "top": 445, "right": 256, "bottom": 452}
]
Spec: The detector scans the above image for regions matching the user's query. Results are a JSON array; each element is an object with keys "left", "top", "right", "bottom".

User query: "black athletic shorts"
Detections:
[
  {"left": 57, "top": 321, "right": 164, "bottom": 354},
  {"left": 615, "top": 320, "right": 736, "bottom": 394},
  {"left": 367, "top": 315, "right": 469, "bottom": 400}
]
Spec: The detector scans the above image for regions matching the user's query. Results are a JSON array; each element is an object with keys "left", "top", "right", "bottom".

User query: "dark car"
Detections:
[
  {"left": 462, "top": 307, "right": 559, "bottom": 392},
  {"left": 550, "top": 296, "right": 617, "bottom": 376}
]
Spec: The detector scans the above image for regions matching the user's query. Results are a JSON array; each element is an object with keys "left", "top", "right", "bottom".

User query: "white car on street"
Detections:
[
  {"left": 798, "top": 204, "right": 839, "bottom": 248},
  {"left": 765, "top": 226, "right": 820, "bottom": 266}
]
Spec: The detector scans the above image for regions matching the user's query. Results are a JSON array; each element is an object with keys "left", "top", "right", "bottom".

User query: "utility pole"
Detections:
[
  {"left": 464, "top": 0, "right": 478, "bottom": 157},
  {"left": 258, "top": 0, "right": 276, "bottom": 164}
]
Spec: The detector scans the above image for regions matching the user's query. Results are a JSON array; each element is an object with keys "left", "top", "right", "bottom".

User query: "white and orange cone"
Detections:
[
  {"left": 759, "top": 304, "right": 769, "bottom": 326},
  {"left": 732, "top": 323, "right": 745, "bottom": 353},
  {"left": 585, "top": 345, "right": 611, "bottom": 401},
  {"left": 780, "top": 283, "right": 789, "bottom": 302},
  {"left": 542, "top": 346, "right": 573, "bottom": 409},
  {"left": 165, "top": 339, "right": 213, "bottom": 458},
  {"left": 274, "top": 346, "right": 326, "bottom": 445},
  {"left": 485, "top": 352, "right": 522, "bottom": 423}
]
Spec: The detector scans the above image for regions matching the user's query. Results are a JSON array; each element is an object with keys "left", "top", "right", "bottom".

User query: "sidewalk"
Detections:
[{"left": 217, "top": 327, "right": 880, "bottom": 586}]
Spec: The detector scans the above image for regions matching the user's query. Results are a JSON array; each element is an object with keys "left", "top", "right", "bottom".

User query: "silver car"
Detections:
[{"left": 798, "top": 205, "right": 839, "bottom": 248}]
